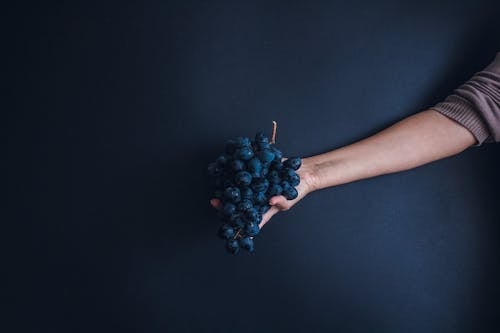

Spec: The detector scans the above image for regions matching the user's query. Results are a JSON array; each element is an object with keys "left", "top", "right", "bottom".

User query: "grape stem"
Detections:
[
  {"left": 233, "top": 228, "right": 242, "bottom": 240},
  {"left": 270, "top": 120, "right": 277, "bottom": 144}
]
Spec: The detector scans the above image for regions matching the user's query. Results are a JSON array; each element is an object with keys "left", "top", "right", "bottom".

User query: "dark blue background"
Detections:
[{"left": 6, "top": 1, "right": 500, "bottom": 332}]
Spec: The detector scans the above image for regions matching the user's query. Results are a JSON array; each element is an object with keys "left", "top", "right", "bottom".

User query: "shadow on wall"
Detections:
[
  {"left": 414, "top": 9, "right": 500, "bottom": 330},
  {"left": 416, "top": 10, "right": 500, "bottom": 109}
]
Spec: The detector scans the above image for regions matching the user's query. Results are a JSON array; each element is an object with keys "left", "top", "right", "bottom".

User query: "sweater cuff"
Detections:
[{"left": 429, "top": 94, "right": 491, "bottom": 146}]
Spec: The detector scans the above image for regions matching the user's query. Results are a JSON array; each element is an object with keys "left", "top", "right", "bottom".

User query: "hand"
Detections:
[{"left": 209, "top": 157, "right": 318, "bottom": 229}]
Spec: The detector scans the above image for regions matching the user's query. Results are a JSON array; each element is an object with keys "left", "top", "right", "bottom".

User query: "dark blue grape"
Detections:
[
  {"left": 288, "top": 174, "right": 300, "bottom": 186},
  {"left": 261, "top": 166, "right": 269, "bottom": 176},
  {"left": 247, "top": 158, "right": 262, "bottom": 175},
  {"left": 237, "top": 199, "right": 253, "bottom": 212},
  {"left": 243, "top": 208, "right": 259, "bottom": 223},
  {"left": 235, "top": 137, "right": 251, "bottom": 147},
  {"left": 267, "top": 184, "right": 283, "bottom": 196},
  {"left": 240, "top": 187, "right": 253, "bottom": 200},
  {"left": 235, "top": 147, "right": 254, "bottom": 161},
  {"left": 271, "top": 147, "right": 283, "bottom": 161},
  {"left": 226, "top": 239, "right": 240, "bottom": 254},
  {"left": 245, "top": 222, "right": 260, "bottom": 237},
  {"left": 283, "top": 157, "right": 301, "bottom": 170},
  {"left": 253, "top": 191, "right": 267, "bottom": 205},
  {"left": 218, "top": 224, "right": 235, "bottom": 239},
  {"left": 239, "top": 237, "right": 255, "bottom": 252},
  {"left": 283, "top": 187, "right": 298, "bottom": 200},
  {"left": 222, "top": 178, "right": 234, "bottom": 188},
  {"left": 231, "top": 159, "right": 245, "bottom": 171},
  {"left": 209, "top": 163, "right": 224, "bottom": 178},
  {"left": 267, "top": 170, "right": 281, "bottom": 184},
  {"left": 254, "top": 132, "right": 270, "bottom": 150},
  {"left": 270, "top": 159, "right": 283, "bottom": 171},
  {"left": 281, "top": 168, "right": 296, "bottom": 181},
  {"left": 256, "top": 141, "right": 270, "bottom": 150},
  {"left": 234, "top": 171, "right": 252, "bottom": 187},
  {"left": 254, "top": 132, "right": 268, "bottom": 143},
  {"left": 229, "top": 214, "right": 245, "bottom": 228},
  {"left": 280, "top": 181, "right": 291, "bottom": 191},
  {"left": 223, "top": 202, "right": 236, "bottom": 216},
  {"left": 257, "top": 149, "right": 275, "bottom": 164},
  {"left": 251, "top": 178, "right": 269, "bottom": 193},
  {"left": 216, "top": 155, "right": 229, "bottom": 167},
  {"left": 224, "top": 186, "right": 241, "bottom": 202}
]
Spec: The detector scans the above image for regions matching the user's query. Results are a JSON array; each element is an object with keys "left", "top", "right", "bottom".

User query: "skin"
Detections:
[{"left": 210, "top": 110, "right": 476, "bottom": 229}]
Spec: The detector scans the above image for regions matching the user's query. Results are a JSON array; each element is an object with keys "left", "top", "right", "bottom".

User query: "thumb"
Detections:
[{"left": 269, "top": 195, "right": 288, "bottom": 211}]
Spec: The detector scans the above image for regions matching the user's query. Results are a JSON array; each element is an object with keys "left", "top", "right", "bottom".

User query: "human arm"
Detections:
[
  {"left": 211, "top": 109, "right": 475, "bottom": 227},
  {"left": 210, "top": 52, "right": 499, "bottom": 228}
]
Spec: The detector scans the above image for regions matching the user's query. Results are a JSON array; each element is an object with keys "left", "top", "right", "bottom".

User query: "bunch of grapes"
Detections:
[{"left": 207, "top": 122, "right": 302, "bottom": 254}]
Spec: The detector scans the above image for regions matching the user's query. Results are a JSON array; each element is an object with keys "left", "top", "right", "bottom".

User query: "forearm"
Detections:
[{"left": 305, "top": 110, "right": 476, "bottom": 191}]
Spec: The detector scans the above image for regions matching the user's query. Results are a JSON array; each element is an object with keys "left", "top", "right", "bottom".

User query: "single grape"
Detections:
[
  {"left": 237, "top": 199, "right": 253, "bottom": 212},
  {"left": 247, "top": 157, "right": 262, "bottom": 176},
  {"left": 235, "top": 137, "right": 251, "bottom": 147},
  {"left": 235, "top": 147, "right": 254, "bottom": 161},
  {"left": 253, "top": 191, "right": 267, "bottom": 205},
  {"left": 267, "top": 184, "right": 283, "bottom": 197},
  {"left": 216, "top": 155, "right": 229, "bottom": 167},
  {"left": 254, "top": 132, "right": 269, "bottom": 143},
  {"left": 239, "top": 237, "right": 255, "bottom": 252},
  {"left": 240, "top": 187, "right": 254, "bottom": 200},
  {"left": 223, "top": 202, "right": 237, "bottom": 216},
  {"left": 231, "top": 159, "right": 245, "bottom": 172},
  {"left": 243, "top": 208, "right": 259, "bottom": 223},
  {"left": 218, "top": 224, "right": 235, "bottom": 239},
  {"left": 234, "top": 171, "right": 252, "bottom": 187},
  {"left": 251, "top": 177, "right": 269, "bottom": 193},
  {"left": 222, "top": 178, "right": 234, "bottom": 188},
  {"left": 226, "top": 239, "right": 240, "bottom": 254},
  {"left": 229, "top": 214, "right": 245, "bottom": 228},
  {"left": 270, "top": 160, "right": 283, "bottom": 171},
  {"left": 266, "top": 170, "right": 281, "bottom": 184},
  {"left": 283, "top": 157, "right": 301, "bottom": 170},
  {"left": 280, "top": 180, "right": 291, "bottom": 191},
  {"left": 224, "top": 186, "right": 241, "bottom": 202},
  {"left": 257, "top": 149, "right": 275, "bottom": 164},
  {"left": 283, "top": 186, "right": 298, "bottom": 200},
  {"left": 256, "top": 141, "right": 270, "bottom": 150},
  {"left": 245, "top": 222, "right": 260, "bottom": 237},
  {"left": 289, "top": 174, "right": 300, "bottom": 186},
  {"left": 271, "top": 147, "right": 283, "bottom": 161},
  {"left": 280, "top": 168, "right": 296, "bottom": 181}
]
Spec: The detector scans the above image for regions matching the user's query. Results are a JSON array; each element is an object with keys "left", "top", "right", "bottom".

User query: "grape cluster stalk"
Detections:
[{"left": 207, "top": 122, "right": 302, "bottom": 254}]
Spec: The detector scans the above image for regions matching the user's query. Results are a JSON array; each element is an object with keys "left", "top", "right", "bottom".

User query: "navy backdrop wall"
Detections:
[{"left": 6, "top": 1, "right": 500, "bottom": 332}]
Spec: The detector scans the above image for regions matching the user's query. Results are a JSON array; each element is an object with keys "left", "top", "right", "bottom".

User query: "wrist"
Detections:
[{"left": 298, "top": 157, "right": 322, "bottom": 193}]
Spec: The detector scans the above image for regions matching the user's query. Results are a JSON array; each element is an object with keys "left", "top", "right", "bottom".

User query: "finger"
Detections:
[
  {"left": 259, "top": 206, "right": 280, "bottom": 229},
  {"left": 269, "top": 195, "right": 288, "bottom": 210},
  {"left": 210, "top": 198, "right": 222, "bottom": 210}
]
